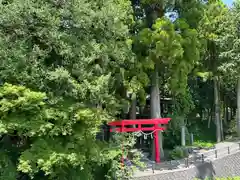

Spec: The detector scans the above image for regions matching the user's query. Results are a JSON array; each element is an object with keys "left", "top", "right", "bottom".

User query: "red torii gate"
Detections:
[{"left": 108, "top": 118, "right": 171, "bottom": 163}]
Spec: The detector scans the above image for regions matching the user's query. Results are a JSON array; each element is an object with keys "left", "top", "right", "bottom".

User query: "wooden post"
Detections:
[
  {"left": 181, "top": 126, "right": 186, "bottom": 146},
  {"left": 152, "top": 163, "right": 155, "bottom": 173},
  {"left": 154, "top": 124, "right": 160, "bottom": 163},
  {"left": 185, "top": 158, "right": 189, "bottom": 167},
  {"left": 190, "top": 133, "right": 194, "bottom": 145}
]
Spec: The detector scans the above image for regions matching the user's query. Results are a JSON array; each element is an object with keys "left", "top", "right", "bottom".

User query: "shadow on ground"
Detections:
[{"left": 195, "top": 162, "right": 215, "bottom": 180}]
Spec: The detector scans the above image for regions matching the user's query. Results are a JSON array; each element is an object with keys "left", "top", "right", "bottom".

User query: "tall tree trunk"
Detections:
[
  {"left": 224, "top": 96, "right": 228, "bottom": 124},
  {"left": 129, "top": 93, "right": 137, "bottom": 120},
  {"left": 236, "top": 77, "right": 240, "bottom": 136},
  {"left": 151, "top": 64, "right": 164, "bottom": 160},
  {"left": 130, "top": 93, "right": 141, "bottom": 147},
  {"left": 207, "top": 108, "right": 212, "bottom": 128},
  {"left": 144, "top": 2, "right": 164, "bottom": 161},
  {"left": 214, "top": 76, "right": 221, "bottom": 142},
  {"left": 220, "top": 92, "right": 224, "bottom": 140},
  {"left": 220, "top": 114, "right": 224, "bottom": 140},
  {"left": 230, "top": 108, "right": 232, "bottom": 120}
]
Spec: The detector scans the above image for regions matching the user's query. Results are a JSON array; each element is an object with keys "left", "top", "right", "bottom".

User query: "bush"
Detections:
[
  {"left": 193, "top": 141, "right": 215, "bottom": 149},
  {"left": 170, "top": 146, "right": 189, "bottom": 160},
  {"left": 225, "top": 119, "right": 238, "bottom": 138}
]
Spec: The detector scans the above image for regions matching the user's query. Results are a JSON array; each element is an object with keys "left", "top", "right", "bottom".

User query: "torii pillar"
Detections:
[{"left": 108, "top": 118, "right": 171, "bottom": 163}]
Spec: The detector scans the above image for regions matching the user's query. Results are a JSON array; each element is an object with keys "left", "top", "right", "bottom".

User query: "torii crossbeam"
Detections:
[{"left": 108, "top": 118, "right": 171, "bottom": 163}]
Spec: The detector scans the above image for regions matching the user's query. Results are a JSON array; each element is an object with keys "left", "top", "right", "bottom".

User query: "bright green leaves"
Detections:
[
  {"left": 74, "top": 108, "right": 110, "bottom": 136},
  {"left": 0, "top": 1, "right": 136, "bottom": 178},
  {"left": 0, "top": 83, "right": 46, "bottom": 111},
  {"left": 0, "top": 83, "right": 116, "bottom": 178},
  {"left": 197, "top": 0, "right": 230, "bottom": 76},
  {"left": 170, "top": 19, "right": 200, "bottom": 94},
  {"left": 137, "top": 18, "right": 183, "bottom": 64},
  {"left": 135, "top": 17, "right": 200, "bottom": 94},
  {"left": 0, "top": 83, "right": 76, "bottom": 137},
  {"left": 196, "top": 72, "right": 213, "bottom": 82},
  {"left": 0, "top": 83, "right": 47, "bottom": 135},
  {"left": 152, "top": 18, "right": 183, "bottom": 62},
  {"left": 217, "top": 0, "right": 240, "bottom": 77},
  {"left": 18, "top": 138, "right": 86, "bottom": 177},
  {"left": 199, "top": 1, "right": 228, "bottom": 42}
]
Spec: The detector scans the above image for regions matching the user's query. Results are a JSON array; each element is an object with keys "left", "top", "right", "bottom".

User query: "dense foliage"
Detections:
[
  {"left": 0, "top": 0, "right": 140, "bottom": 179},
  {"left": 0, "top": 0, "right": 240, "bottom": 179}
]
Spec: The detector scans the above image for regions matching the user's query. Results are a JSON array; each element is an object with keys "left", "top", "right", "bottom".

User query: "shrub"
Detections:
[
  {"left": 170, "top": 146, "right": 189, "bottom": 160},
  {"left": 193, "top": 141, "right": 215, "bottom": 149}
]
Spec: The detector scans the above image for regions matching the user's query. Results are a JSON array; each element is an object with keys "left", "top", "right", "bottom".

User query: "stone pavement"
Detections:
[
  {"left": 134, "top": 151, "right": 240, "bottom": 180},
  {"left": 134, "top": 139, "right": 240, "bottom": 178}
]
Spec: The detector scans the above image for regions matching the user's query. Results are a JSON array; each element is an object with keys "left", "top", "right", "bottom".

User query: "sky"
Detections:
[{"left": 223, "top": 0, "right": 234, "bottom": 6}]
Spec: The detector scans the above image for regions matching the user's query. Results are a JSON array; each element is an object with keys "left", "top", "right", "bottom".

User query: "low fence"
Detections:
[
  {"left": 141, "top": 143, "right": 240, "bottom": 174},
  {"left": 134, "top": 143, "right": 240, "bottom": 180},
  {"left": 185, "top": 143, "right": 240, "bottom": 167}
]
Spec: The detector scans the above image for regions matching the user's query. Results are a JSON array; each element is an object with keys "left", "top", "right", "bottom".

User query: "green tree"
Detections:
[
  {"left": 217, "top": 0, "right": 240, "bottom": 136},
  {"left": 0, "top": 0, "right": 138, "bottom": 179},
  {"left": 134, "top": 17, "right": 200, "bottom": 157},
  {"left": 197, "top": 0, "right": 229, "bottom": 142}
]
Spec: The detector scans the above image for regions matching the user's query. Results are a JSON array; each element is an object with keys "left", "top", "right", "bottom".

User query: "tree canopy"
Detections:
[{"left": 0, "top": 0, "right": 240, "bottom": 179}]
